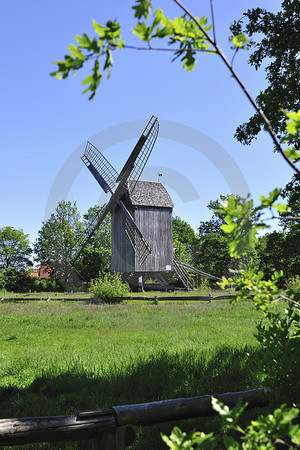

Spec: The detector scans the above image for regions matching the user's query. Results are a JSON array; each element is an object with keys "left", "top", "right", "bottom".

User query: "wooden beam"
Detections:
[
  {"left": 0, "top": 389, "right": 271, "bottom": 447},
  {"left": 113, "top": 388, "right": 271, "bottom": 426},
  {"left": 0, "top": 410, "right": 116, "bottom": 446}
]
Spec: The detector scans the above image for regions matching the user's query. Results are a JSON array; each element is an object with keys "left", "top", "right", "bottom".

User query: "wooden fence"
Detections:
[
  {"left": 0, "top": 294, "right": 237, "bottom": 303},
  {"left": 0, "top": 388, "right": 271, "bottom": 449}
]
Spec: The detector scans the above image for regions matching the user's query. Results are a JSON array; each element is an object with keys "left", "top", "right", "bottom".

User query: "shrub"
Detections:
[
  {"left": 162, "top": 399, "right": 300, "bottom": 449},
  {"left": 285, "top": 275, "right": 300, "bottom": 300},
  {"left": 89, "top": 272, "right": 130, "bottom": 300}
]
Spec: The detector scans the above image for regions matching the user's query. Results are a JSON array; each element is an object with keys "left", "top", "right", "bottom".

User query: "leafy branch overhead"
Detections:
[
  {"left": 51, "top": 20, "right": 124, "bottom": 99},
  {"left": 50, "top": 0, "right": 215, "bottom": 98},
  {"left": 51, "top": 0, "right": 299, "bottom": 174}
]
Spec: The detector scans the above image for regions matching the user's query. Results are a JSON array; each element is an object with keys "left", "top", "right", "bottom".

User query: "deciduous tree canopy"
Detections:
[{"left": 0, "top": 226, "right": 32, "bottom": 271}]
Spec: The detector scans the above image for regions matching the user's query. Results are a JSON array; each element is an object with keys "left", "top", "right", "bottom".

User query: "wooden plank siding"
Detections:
[
  {"left": 111, "top": 181, "right": 174, "bottom": 273},
  {"left": 111, "top": 207, "right": 135, "bottom": 272},
  {"left": 111, "top": 206, "right": 173, "bottom": 273},
  {"left": 134, "top": 207, "right": 173, "bottom": 272}
]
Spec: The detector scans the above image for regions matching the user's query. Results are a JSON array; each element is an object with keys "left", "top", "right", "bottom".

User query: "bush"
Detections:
[
  {"left": 89, "top": 272, "right": 130, "bottom": 300},
  {"left": 285, "top": 275, "right": 300, "bottom": 300},
  {"left": 162, "top": 399, "right": 300, "bottom": 449}
]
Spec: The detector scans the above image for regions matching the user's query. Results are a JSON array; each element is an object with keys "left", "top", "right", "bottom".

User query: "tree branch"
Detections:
[
  {"left": 210, "top": 0, "right": 217, "bottom": 44},
  {"left": 273, "top": 295, "right": 300, "bottom": 309},
  {"left": 172, "top": 0, "right": 299, "bottom": 174},
  {"left": 123, "top": 45, "right": 214, "bottom": 53}
]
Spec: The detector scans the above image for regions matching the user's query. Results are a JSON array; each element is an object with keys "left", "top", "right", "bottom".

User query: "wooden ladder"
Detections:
[{"left": 173, "top": 258, "right": 194, "bottom": 291}]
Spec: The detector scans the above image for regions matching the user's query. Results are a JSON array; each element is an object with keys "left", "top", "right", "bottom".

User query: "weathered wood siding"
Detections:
[
  {"left": 135, "top": 206, "right": 173, "bottom": 272},
  {"left": 111, "top": 206, "right": 173, "bottom": 273},
  {"left": 111, "top": 207, "right": 135, "bottom": 272}
]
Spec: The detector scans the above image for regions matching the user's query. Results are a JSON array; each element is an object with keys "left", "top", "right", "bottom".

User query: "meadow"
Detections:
[{"left": 0, "top": 298, "right": 266, "bottom": 449}]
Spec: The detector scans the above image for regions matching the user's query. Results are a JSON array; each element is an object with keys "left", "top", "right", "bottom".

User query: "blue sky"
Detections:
[{"left": 0, "top": 0, "right": 292, "bottom": 244}]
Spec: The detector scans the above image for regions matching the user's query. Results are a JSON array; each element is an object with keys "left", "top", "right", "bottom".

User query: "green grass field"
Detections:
[{"left": 0, "top": 299, "right": 266, "bottom": 449}]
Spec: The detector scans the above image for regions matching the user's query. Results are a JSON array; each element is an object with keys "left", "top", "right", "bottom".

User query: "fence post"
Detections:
[{"left": 92, "top": 426, "right": 129, "bottom": 450}]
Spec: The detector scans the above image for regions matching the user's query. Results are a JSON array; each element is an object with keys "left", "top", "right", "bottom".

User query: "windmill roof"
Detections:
[{"left": 124, "top": 181, "right": 173, "bottom": 208}]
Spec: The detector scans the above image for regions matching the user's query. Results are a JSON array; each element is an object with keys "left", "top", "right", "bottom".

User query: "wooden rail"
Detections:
[
  {"left": 1, "top": 294, "right": 237, "bottom": 302},
  {"left": 0, "top": 388, "right": 271, "bottom": 448}
]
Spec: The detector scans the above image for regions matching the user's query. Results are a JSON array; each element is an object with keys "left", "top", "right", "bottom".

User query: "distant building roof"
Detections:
[{"left": 124, "top": 180, "right": 173, "bottom": 208}]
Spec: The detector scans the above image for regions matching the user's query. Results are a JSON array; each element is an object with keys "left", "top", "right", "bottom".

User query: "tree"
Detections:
[
  {"left": 172, "top": 215, "right": 197, "bottom": 264},
  {"left": 280, "top": 173, "right": 300, "bottom": 233},
  {"left": 197, "top": 199, "right": 231, "bottom": 277},
  {"left": 0, "top": 226, "right": 32, "bottom": 271},
  {"left": 230, "top": 0, "right": 300, "bottom": 148},
  {"left": 196, "top": 196, "right": 258, "bottom": 278},
  {"left": 34, "top": 201, "right": 83, "bottom": 286},
  {"left": 256, "top": 231, "right": 287, "bottom": 282},
  {"left": 278, "top": 173, "right": 300, "bottom": 279}
]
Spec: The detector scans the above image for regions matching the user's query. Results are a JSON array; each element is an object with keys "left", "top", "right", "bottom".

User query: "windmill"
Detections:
[
  {"left": 72, "top": 116, "right": 222, "bottom": 290},
  {"left": 72, "top": 116, "right": 159, "bottom": 274}
]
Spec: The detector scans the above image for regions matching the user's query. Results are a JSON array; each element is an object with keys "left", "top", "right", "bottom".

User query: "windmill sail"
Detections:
[
  {"left": 118, "top": 200, "right": 152, "bottom": 265},
  {"left": 71, "top": 203, "right": 111, "bottom": 264},
  {"left": 82, "top": 141, "right": 119, "bottom": 194},
  {"left": 118, "top": 116, "right": 159, "bottom": 192}
]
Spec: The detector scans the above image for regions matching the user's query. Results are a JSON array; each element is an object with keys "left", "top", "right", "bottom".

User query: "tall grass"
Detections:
[{"left": 0, "top": 301, "right": 264, "bottom": 449}]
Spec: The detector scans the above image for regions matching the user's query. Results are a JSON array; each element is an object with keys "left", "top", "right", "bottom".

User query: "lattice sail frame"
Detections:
[
  {"left": 82, "top": 141, "right": 118, "bottom": 194},
  {"left": 130, "top": 116, "right": 159, "bottom": 190}
]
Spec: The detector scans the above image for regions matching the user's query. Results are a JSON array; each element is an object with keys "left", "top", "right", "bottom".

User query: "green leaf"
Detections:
[
  {"left": 259, "top": 188, "right": 281, "bottom": 207},
  {"left": 67, "top": 44, "right": 85, "bottom": 60},
  {"left": 132, "top": 22, "right": 152, "bottom": 41},
  {"left": 132, "top": 0, "right": 152, "bottom": 19},
  {"left": 82, "top": 75, "right": 94, "bottom": 85},
  {"left": 229, "top": 33, "right": 249, "bottom": 49},
  {"left": 273, "top": 203, "right": 289, "bottom": 213},
  {"left": 284, "top": 146, "right": 300, "bottom": 162},
  {"left": 223, "top": 435, "right": 240, "bottom": 450},
  {"left": 75, "top": 33, "right": 92, "bottom": 48},
  {"left": 92, "top": 19, "right": 105, "bottom": 37},
  {"left": 285, "top": 109, "right": 300, "bottom": 135}
]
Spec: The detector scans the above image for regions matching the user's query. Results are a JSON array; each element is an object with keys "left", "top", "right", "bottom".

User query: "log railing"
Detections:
[{"left": 0, "top": 388, "right": 271, "bottom": 449}]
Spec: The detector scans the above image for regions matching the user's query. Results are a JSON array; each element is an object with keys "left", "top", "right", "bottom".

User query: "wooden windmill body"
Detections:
[{"left": 111, "top": 180, "right": 174, "bottom": 273}]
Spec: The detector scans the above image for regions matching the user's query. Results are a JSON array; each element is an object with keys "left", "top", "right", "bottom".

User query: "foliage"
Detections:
[
  {"left": 196, "top": 231, "right": 231, "bottom": 279},
  {"left": 220, "top": 264, "right": 300, "bottom": 403},
  {"left": 255, "top": 301, "right": 300, "bottom": 400},
  {"left": 173, "top": 215, "right": 198, "bottom": 265},
  {"left": 0, "top": 226, "right": 32, "bottom": 271},
  {"left": 34, "top": 201, "right": 83, "bottom": 288},
  {"left": 230, "top": 0, "right": 300, "bottom": 148},
  {"left": 51, "top": 20, "right": 124, "bottom": 99},
  {"left": 285, "top": 275, "right": 300, "bottom": 300},
  {"left": 217, "top": 189, "right": 290, "bottom": 261},
  {"left": 0, "top": 267, "right": 62, "bottom": 293},
  {"left": 280, "top": 173, "right": 300, "bottom": 233},
  {"left": 255, "top": 231, "right": 299, "bottom": 283},
  {"left": 196, "top": 196, "right": 256, "bottom": 279},
  {"left": 163, "top": 397, "right": 300, "bottom": 449},
  {"left": 51, "top": 1, "right": 215, "bottom": 98},
  {"left": 161, "top": 426, "right": 217, "bottom": 449},
  {"left": 89, "top": 271, "right": 130, "bottom": 299}
]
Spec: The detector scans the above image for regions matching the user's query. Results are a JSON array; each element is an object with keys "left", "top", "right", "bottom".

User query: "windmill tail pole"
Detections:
[
  {"left": 179, "top": 262, "right": 222, "bottom": 282},
  {"left": 0, "top": 389, "right": 271, "bottom": 446}
]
